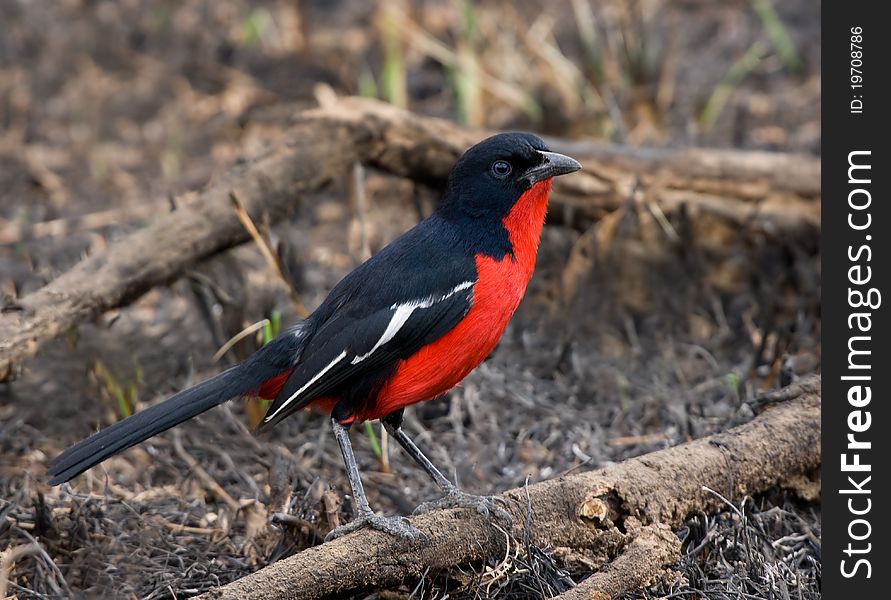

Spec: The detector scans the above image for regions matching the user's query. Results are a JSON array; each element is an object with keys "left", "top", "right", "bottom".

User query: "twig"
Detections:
[
  {"left": 219, "top": 404, "right": 265, "bottom": 452},
  {"left": 646, "top": 200, "right": 680, "bottom": 243},
  {"left": 14, "top": 528, "right": 70, "bottom": 598},
  {"left": 351, "top": 161, "right": 371, "bottom": 261},
  {"left": 701, "top": 485, "right": 745, "bottom": 520},
  {"left": 230, "top": 190, "right": 309, "bottom": 318},
  {"left": 213, "top": 318, "right": 270, "bottom": 363},
  {"left": 747, "top": 374, "right": 821, "bottom": 410},
  {"left": 481, "top": 525, "right": 519, "bottom": 594},
  {"left": 321, "top": 489, "right": 341, "bottom": 531},
  {"left": 607, "top": 432, "right": 671, "bottom": 447},
  {"left": 171, "top": 429, "right": 241, "bottom": 512},
  {"left": 0, "top": 543, "right": 41, "bottom": 599},
  {"left": 156, "top": 516, "right": 226, "bottom": 537}
]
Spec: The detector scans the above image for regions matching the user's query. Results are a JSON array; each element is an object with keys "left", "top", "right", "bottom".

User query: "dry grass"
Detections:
[{"left": 624, "top": 492, "right": 821, "bottom": 600}]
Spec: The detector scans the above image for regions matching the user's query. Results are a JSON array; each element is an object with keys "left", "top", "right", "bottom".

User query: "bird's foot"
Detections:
[
  {"left": 413, "top": 489, "right": 513, "bottom": 525},
  {"left": 325, "top": 512, "right": 427, "bottom": 542}
]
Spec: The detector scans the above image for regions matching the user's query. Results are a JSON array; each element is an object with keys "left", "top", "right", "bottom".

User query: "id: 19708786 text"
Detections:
[{"left": 851, "top": 27, "right": 863, "bottom": 114}]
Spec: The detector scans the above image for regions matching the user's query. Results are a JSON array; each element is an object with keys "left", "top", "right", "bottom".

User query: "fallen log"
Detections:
[
  {"left": 198, "top": 383, "right": 820, "bottom": 600},
  {"left": 0, "top": 96, "right": 820, "bottom": 380},
  {"left": 304, "top": 95, "right": 820, "bottom": 233}
]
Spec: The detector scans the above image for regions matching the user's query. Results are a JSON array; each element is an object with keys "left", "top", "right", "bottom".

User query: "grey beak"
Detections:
[{"left": 523, "top": 150, "right": 582, "bottom": 184}]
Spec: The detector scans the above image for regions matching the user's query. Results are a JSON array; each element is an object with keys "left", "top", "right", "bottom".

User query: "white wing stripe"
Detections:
[
  {"left": 352, "top": 304, "right": 417, "bottom": 364},
  {"left": 351, "top": 280, "right": 474, "bottom": 365},
  {"left": 264, "top": 350, "right": 347, "bottom": 421}
]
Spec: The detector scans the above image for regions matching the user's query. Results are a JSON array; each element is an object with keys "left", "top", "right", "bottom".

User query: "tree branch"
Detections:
[{"left": 0, "top": 96, "right": 820, "bottom": 380}]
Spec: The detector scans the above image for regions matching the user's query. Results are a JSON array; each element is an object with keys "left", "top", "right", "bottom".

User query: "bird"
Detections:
[{"left": 48, "top": 132, "right": 582, "bottom": 540}]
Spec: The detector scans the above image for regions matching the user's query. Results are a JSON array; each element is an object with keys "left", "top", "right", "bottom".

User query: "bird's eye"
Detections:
[{"left": 491, "top": 160, "right": 512, "bottom": 178}]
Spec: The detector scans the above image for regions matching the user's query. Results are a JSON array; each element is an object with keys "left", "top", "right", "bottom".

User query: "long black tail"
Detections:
[{"left": 49, "top": 365, "right": 258, "bottom": 484}]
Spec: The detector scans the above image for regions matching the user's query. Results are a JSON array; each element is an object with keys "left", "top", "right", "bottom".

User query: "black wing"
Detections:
[
  {"left": 258, "top": 214, "right": 477, "bottom": 429},
  {"left": 259, "top": 280, "right": 474, "bottom": 428}
]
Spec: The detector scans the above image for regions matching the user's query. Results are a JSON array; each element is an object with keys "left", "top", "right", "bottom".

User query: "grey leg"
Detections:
[
  {"left": 325, "top": 418, "right": 426, "bottom": 541},
  {"left": 382, "top": 410, "right": 512, "bottom": 524},
  {"left": 383, "top": 416, "right": 454, "bottom": 492}
]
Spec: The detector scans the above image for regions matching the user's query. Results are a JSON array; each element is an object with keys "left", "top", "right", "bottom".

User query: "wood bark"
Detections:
[
  {"left": 303, "top": 96, "right": 820, "bottom": 233},
  {"left": 0, "top": 96, "right": 820, "bottom": 380},
  {"left": 198, "top": 384, "right": 820, "bottom": 600},
  {"left": 553, "top": 523, "right": 681, "bottom": 600}
]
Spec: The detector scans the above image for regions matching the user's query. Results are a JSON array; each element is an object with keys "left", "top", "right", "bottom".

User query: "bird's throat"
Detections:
[{"left": 503, "top": 178, "right": 552, "bottom": 276}]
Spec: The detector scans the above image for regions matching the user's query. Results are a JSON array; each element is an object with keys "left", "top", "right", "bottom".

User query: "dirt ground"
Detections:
[{"left": 1, "top": 1, "right": 820, "bottom": 598}]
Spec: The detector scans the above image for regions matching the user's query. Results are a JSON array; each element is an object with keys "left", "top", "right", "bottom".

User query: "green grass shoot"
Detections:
[
  {"left": 263, "top": 309, "right": 282, "bottom": 346},
  {"left": 241, "top": 8, "right": 269, "bottom": 48},
  {"left": 380, "top": 6, "right": 407, "bottom": 107},
  {"left": 93, "top": 361, "right": 141, "bottom": 420},
  {"left": 751, "top": 0, "right": 802, "bottom": 72},
  {"left": 699, "top": 41, "right": 768, "bottom": 131},
  {"left": 364, "top": 421, "right": 382, "bottom": 459}
]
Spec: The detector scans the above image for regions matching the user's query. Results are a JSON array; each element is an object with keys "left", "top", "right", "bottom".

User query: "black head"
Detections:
[{"left": 439, "top": 132, "right": 581, "bottom": 219}]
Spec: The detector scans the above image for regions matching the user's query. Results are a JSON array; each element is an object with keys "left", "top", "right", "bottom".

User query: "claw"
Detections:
[
  {"left": 413, "top": 490, "right": 513, "bottom": 526},
  {"left": 325, "top": 513, "right": 428, "bottom": 542}
]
